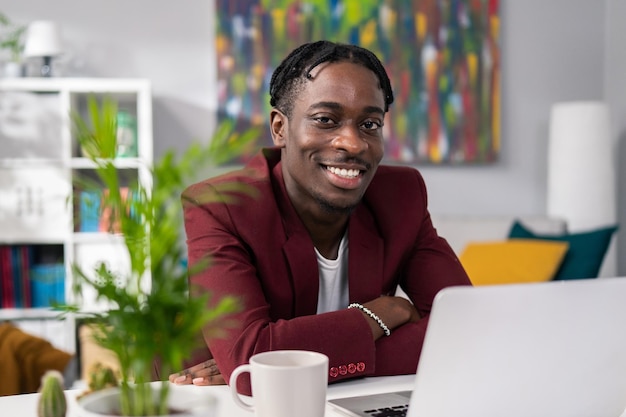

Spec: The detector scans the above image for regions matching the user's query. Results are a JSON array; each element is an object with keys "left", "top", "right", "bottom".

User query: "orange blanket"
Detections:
[{"left": 0, "top": 322, "right": 73, "bottom": 396}]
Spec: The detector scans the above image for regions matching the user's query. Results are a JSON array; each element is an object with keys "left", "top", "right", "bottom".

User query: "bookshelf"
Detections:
[{"left": 0, "top": 78, "right": 153, "bottom": 353}]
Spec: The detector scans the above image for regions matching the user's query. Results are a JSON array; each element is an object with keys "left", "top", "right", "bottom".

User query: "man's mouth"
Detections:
[{"left": 326, "top": 166, "right": 361, "bottom": 179}]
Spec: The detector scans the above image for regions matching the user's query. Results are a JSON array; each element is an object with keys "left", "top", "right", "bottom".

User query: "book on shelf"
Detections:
[
  {"left": 0, "top": 245, "right": 65, "bottom": 309},
  {"left": 116, "top": 110, "right": 138, "bottom": 157},
  {"left": 0, "top": 246, "right": 14, "bottom": 308},
  {"left": 10, "top": 246, "right": 23, "bottom": 307},
  {"left": 77, "top": 187, "right": 131, "bottom": 233},
  {"left": 99, "top": 187, "right": 130, "bottom": 233},
  {"left": 79, "top": 190, "right": 101, "bottom": 232},
  {"left": 19, "top": 246, "right": 32, "bottom": 307},
  {"left": 30, "top": 263, "right": 65, "bottom": 308}
]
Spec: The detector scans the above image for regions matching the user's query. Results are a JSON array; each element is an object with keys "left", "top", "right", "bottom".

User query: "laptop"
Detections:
[{"left": 329, "top": 278, "right": 626, "bottom": 417}]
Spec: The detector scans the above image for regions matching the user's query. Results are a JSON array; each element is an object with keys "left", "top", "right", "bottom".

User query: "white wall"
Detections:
[
  {"left": 1, "top": 0, "right": 623, "bottom": 274},
  {"left": 606, "top": 0, "right": 626, "bottom": 276}
]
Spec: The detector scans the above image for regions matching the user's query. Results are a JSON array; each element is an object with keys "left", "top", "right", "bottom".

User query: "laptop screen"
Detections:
[{"left": 330, "top": 278, "right": 626, "bottom": 417}]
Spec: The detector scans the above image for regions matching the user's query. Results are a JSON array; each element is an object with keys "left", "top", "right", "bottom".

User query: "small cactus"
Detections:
[
  {"left": 88, "top": 362, "right": 119, "bottom": 392},
  {"left": 37, "top": 370, "right": 67, "bottom": 417}
]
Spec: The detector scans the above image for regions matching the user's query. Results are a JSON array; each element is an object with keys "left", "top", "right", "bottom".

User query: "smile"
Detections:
[{"left": 326, "top": 166, "right": 361, "bottom": 179}]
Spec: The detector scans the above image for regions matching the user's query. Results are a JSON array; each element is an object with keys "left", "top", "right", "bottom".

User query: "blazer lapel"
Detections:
[
  {"left": 348, "top": 207, "right": 385, "bottom": 303},
  {"left": 283, "top": 234, "right": 319, "bottom": 316},
  {"left": 272, "top": 161, "right": 319, "bottom": 316}
]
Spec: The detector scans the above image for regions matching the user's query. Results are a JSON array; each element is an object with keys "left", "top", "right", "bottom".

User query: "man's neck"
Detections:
[{"left": 300, "top": 210, "right": 349, "bottom": 260}]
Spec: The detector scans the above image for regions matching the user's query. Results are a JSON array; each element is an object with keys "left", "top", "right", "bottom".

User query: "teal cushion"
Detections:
[{"left": 508, "top": 221, "right": 618, "bottom": 280}]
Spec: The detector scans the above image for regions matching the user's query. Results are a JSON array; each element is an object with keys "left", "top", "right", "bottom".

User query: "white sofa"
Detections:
[
  {"left": 430, "top": 215, "right": 568, "bottom": 256},
  {"left": 393, "top": 215, "right": 569, "bottom": 297}
]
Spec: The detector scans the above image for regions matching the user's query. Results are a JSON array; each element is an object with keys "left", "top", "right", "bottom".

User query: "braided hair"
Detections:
[{"left": 269, "top": 40, "right": 394, "bottom": 118}]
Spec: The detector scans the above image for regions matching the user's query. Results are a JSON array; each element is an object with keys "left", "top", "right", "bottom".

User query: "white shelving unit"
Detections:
[{"left": 0, "top": 77, "right": 153, "bottom": 353}]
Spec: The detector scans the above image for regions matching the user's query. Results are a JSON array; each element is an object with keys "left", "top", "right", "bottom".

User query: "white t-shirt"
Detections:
[{"left": 315, "top": 233, "right": 349, "bottom": 314}]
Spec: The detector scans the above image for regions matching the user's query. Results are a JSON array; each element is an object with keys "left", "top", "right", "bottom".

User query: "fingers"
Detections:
[
  {"left": 407, "top": 302, "right": 421, "bottom": 323},
  {"left": 390, "top": 295, "right": 421, "bottom": 323},
  {"left": 169, "top": 372, "right": 226, "bottom": 386},
  {"left": 189, "top": 358, "right": 221, "bottom": 375},
  {"left": 169, "top": 370, "right": 193, "bottom": 385},
  {"left": 188, "top": 374, "right": 226, "bottom": 386},
  {"left": 169, "top": 359, "right": 224, "bottom": 385}
]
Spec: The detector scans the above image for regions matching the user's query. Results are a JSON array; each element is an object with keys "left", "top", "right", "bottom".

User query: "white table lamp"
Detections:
[
  {"left": 23, "top": 20, "right": 63, "bottom": 77},
  {"left": 547, "top": 100, "right": 617, "bottom": 275}
]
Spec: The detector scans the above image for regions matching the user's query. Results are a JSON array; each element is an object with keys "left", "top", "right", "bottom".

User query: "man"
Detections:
[{"left": 171, "top": 41, "right": 471, "bottom": 393}]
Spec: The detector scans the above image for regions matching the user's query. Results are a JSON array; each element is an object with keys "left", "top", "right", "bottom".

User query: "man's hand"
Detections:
[
  {"left": 169, "top": 358, "right": 226, "bottom": 386},
  {"left": 357, "top": 296, "right": 421, "bottom": 340}
]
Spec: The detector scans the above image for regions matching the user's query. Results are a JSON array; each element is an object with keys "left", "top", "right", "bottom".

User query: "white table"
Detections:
[{"left": 0, "top": 374, "right": 416, "bottom": 417}]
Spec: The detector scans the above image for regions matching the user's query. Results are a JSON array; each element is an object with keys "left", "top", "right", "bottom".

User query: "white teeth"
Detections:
[{"left": 327, "top": 166, "right": 360, "bottom": 179}]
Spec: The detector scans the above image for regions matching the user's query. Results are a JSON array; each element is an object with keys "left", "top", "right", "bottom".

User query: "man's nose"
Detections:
[{"left": 332, "top": 125, "right": 367, "bottom": 154}]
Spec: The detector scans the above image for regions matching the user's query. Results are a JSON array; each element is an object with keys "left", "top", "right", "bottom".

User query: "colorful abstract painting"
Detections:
[{"left": 215, "top": 0, "right": 500, "bottom": 164}]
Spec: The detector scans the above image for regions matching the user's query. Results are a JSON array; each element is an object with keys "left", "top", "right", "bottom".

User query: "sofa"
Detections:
[
  {"left": 427, "top": 215, "right": 617, "bottom": 286},
  {"left": 430, "top": 215, "right": 567, "bottom": 255}
]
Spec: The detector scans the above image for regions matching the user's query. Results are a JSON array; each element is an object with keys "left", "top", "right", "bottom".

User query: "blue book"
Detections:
[
  {"left": 10, "top": 246, "right": 22, "bottom": 308},
  {"left": 80, "top": 190, "right": 101, "bottom": 232},
  {"left": 30, "top": 264, "right": 65, "bottom": 307}
]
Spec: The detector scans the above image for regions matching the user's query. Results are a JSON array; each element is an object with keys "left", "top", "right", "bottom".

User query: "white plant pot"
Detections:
[
  {"left": 3, "top": 61, "right": 23, "bottom": 78},
  {"left": 76, "top": 385, "right": 217, "bottom": 417}
]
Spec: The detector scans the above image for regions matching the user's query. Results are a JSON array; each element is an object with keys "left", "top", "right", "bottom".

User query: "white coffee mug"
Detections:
[{"left": 230, "top": 350, "right": 329, "bottom": 417}]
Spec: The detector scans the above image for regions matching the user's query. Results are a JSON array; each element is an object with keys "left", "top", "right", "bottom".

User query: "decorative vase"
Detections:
[{"left": 76, "top": 385, "right": 217, "bottom": 417}]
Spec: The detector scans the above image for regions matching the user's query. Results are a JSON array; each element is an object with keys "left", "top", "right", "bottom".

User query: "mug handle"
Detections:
[{"left": 229, "top": 364, "right": 255, "bottom": 412}]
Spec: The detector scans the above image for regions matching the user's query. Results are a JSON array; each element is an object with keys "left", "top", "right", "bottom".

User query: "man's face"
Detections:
[{"left": 270, "top": 61, "right": 386, "bottom": 215}]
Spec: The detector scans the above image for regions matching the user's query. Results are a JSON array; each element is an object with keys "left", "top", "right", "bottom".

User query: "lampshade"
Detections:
[
  {"left": 547, "top": 101, "right": 616, "bottom": 277},
  {"left": 23, "top": 21, "right": 63, "bottom": 58},
  {"left": 547, "top": 101, "right": 616, "bottom": 230}
]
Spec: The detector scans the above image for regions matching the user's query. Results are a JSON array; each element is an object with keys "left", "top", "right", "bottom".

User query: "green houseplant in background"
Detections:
[
  {"left": 69, "top": 96, "right": 259, "bottom": 416},
  {"left": 0, "top": 12, "right": 26, "bottom": 77}
]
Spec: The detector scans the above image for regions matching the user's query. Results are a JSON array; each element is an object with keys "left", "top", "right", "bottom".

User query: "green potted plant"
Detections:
[
  {"left": 68, "top": 96, "right": 259, "bottom": 416},
  {"left": 0, "top": 12, "right": 26, "bottom": 77}
]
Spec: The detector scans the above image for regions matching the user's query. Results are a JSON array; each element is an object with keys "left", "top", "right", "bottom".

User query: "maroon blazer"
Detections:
[{"left": 182, "top": 148, "right": 471, "bottom": 394}]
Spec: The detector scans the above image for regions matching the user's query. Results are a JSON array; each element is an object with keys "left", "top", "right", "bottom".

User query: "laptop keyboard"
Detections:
[{"left": 364, "top": 404, "right": 409, "bottom": 416}]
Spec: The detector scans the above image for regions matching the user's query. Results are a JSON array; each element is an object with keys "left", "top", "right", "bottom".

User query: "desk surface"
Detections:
[{"left": 0, "top": 374, "right": 416, "bottom": 417}]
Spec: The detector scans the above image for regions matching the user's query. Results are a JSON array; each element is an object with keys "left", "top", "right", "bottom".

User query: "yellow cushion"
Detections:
[{"left": 459, "top": 239, "right": 569, "bottom": 286}]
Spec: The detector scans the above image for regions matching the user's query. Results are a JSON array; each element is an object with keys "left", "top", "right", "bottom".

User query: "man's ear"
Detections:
[{"left": 269, "top": 109, "right": 287, "bottom": 148}]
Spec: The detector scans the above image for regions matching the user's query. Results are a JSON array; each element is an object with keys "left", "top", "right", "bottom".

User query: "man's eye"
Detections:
[
  {"left": 362, "top": 120, "right": 382, "bottom": 131},
  {"left": 315, "top": 116, "right": 333, "bottom": 124}
]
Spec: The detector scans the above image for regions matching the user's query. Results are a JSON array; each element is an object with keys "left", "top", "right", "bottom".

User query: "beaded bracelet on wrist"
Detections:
[{"left": 348, "top": 302, "right": 391, "bottom": 336}]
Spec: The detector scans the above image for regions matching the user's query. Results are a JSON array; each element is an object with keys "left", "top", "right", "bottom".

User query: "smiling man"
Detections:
[{"left": 174, "top": 41, "right": 471, "bottom": 394}]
